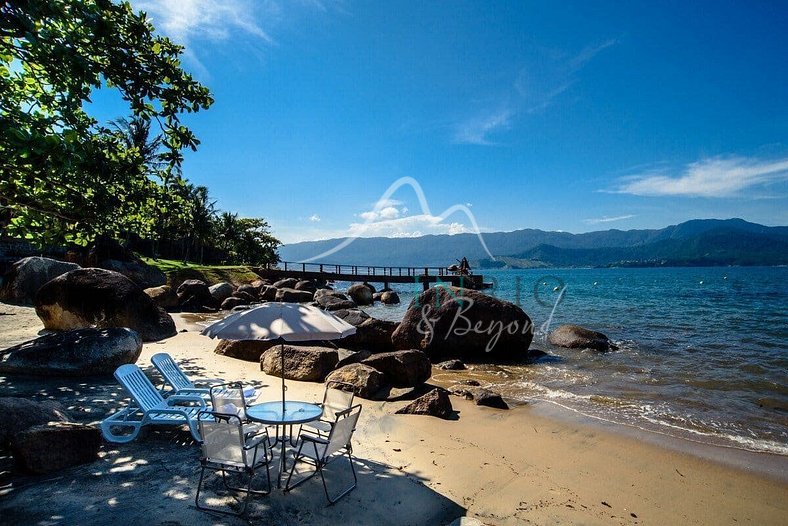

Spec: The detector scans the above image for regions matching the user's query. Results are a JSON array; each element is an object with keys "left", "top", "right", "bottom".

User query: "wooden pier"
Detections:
[{"left": 258, "top": 262, "right": 490, "bottom": 291}]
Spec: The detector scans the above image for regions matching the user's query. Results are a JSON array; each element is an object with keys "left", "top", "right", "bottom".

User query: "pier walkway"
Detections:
[{"left": 258, "top": 262, "right": 490, "bottom": 291}]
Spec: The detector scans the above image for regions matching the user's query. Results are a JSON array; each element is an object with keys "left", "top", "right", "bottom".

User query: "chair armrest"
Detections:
[
  {"left": 244, "top": 431, "right": 270, "bottom": 450},
  {"left": 166, "top": 394, "right": 207, "bottom": 408}
]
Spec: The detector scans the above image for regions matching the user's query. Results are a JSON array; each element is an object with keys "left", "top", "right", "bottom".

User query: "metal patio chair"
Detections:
[
  {"left": 195, "top": 411, "right": 272, "bottom": 516},
  {"left": 300, "top": 380, "right": 355, "bottom": 438},
  {"left": 284, "top": 404, "right": 362, "bottom": 505}
]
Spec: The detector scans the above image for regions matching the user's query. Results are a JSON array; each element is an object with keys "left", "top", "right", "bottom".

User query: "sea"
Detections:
[{"left": 357, "top": 266, "right": 788, "bottom": 456}]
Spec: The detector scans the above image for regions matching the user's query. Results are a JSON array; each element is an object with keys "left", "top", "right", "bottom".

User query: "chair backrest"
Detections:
[
  {"left": 324, "top": 404, "right": 362, "bottom": 458},
  {"left": 115, "top": 364, "right": 165, "bottom": 412},
  {"left": 322, "top": 381, "right": 355, "bottom": 421},
  {"left": 197, "top": 411, "right": 246, "bottom": 466},
  {"left": 210, "top": 383, "right": 248, "bottom": 420},
  {"left": 151, "top": 352, "right": 194, "bottom": 391}
]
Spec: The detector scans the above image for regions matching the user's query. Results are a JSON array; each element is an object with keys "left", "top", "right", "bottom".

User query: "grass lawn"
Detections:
[{"left": 141, "top": 258, "right": 260, "bottom": 287}]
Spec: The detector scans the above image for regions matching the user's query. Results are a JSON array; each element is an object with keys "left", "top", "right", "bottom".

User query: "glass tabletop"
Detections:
[{"left": 246, "top": 401, "right": 323, "bottom": 425}]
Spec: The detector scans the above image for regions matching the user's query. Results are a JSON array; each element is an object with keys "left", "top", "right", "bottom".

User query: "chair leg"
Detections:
[
  {"left": 196, "top": 465, "right": 271, "bottom": 517},
  {"left": 322, "top": 450, "right": 358, "bottom": 505},
  {"left": 284, "top": 441, "right": 320, "bottom": 492}
]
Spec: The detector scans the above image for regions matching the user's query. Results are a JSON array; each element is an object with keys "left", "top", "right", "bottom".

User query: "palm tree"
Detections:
[{"left": 188, "top": 185, "right": 216, "bottom": 264}]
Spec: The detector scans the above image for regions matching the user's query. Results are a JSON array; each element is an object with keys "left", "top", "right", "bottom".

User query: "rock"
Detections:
[
  {"left": 259, "top": 285, "right": 278, "bottom": 301},
  {"left": 392, "top": 286, "right": 534, "bottom": 358},
  {"left": 11, "top": 422, "right": 101, "bottom": 474},
  {"left": 334, "top": 350, "right": 372, "bottom": 369},
  {"left": 0, "top": 328, "right": 142, "bottom": 376},
  {"left": 325, "top": 364, "right": 384, "bottom": 399},
  {"left": 236, "top": 284, "right": 259, "bottom": 299},
  {"left": 209, "top": 282, "right": 235, "bottom": 303},
  {"left": 332, "top": 308, "right": 371, "bottom": 327},
  {"left": 275, "top": 288, "right": 313, "bottom": 303},
  {"left": 231, "top": 305, "right": 252, "bottom": 312},
  {"left": 0, "top": 397, "right": 69, "bottom": 446},
  {"left": 34, "top": 268, "right": 176, "bottom": 342},
  {"left": 457, "top": 379, "right": 481, "bottom": 386},
  {"left": 86, "top": 236, "right": 166, "bottom": 288},
  {"left": 361, "top": 350, "right": 431, "bottom": 387},
  {"left": 380, "top": 291, "right": 400, "bottom": 305},
  {"left": 548, "top": 324, "right": 614, "bottom": 351},
  {"left": 98, "top": 258, "right": 166, "bottom": 289},
  {"left": 525, "top": 348, "right": 549, "bottom": 361},
  {"left": 448, "top": 385, "right": 508, "bottom": 409},
  {"left": 436, "top": 359, "right": 467, "bottom": 370},
  {"left": 347, "top": 283, "right": 373, "bottom": 306},
  {"left": 144, "top": 285, "right": 178, "bottom": 310},
  {"left": 339, "top": 317, "right": 398, "bottom": 352},
  {"left": 251, "top": 279, "right": 270, "bottom": 290},
  {"left": 214, "top": 339, "right": 276, "bottom": 362},
  {"left": 395, "top": 388, "right": 453, "bottom": 419},
  {"left": 295, "top": 280, "right": 317, "bottom": 293},
  {"left": 316, "top": 292, "right": 356, "bottom": 311},
  {"left": 220, "top": 296, "right": 247, "bottom": 310},
  {"left": 0, "top": 257, "right": 80, "bottom": 305},
  {"left": 232, "top": 290, "right": 256, "bottom": 303},
  {"left": 261, "top": 345, "right": 339, "bottom": 382},
  {"left": 362, "top": 282, "right": 376, "bottom": 294},
  {"left": 273, "top": 278, "right": 298, "bottom": 289},
  {"left": 176, "top": 279, "right": 218, "bottom": 312},
  {"left": 372, "top": 292, "right": 383, "bottom": 302}
]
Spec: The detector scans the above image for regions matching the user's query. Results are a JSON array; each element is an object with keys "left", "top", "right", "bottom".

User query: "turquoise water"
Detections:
[{"left": 359, "top": 267, "right": 788, "bottom": 454}]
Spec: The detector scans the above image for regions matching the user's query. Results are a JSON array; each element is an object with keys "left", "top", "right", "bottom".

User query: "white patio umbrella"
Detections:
[{"left": 201, "top": 302, "right": 356, "bottom": 413}]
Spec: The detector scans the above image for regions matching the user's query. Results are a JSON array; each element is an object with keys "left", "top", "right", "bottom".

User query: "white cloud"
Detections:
[
  {"left": 454, "top": 107, "right": 515, "bottom": 146},
  {"left": 583, "top": 214, "right": 635, "bottom": 224},
  {"left": 611, "top": 156, "right": 788, "bottom": 198},
  {"left": 347, "top": 214, "right": 471, "bottom": 238},
  {"left": 308, "top": 214, "right": 321, "bottom": 222}
]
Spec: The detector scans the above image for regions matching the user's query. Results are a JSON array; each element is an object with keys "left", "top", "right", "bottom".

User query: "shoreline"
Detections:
[{"left": 1, "top": 306, "right": 787, "bottom": 524}]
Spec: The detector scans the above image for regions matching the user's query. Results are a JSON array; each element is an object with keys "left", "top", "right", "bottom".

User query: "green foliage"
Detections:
[
  {"left": 0, "top": 0, "right": 213, "bottom": 245},
  {"left": 140, "top": 257, "right": 261, "bottom": 287}
]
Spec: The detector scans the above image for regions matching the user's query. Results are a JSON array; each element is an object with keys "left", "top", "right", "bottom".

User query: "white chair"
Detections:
[
  {"left": 195, "top": 411, "right": 272, "bottom": 516},
  {"left": 285, "top": 404, "right": 362, "bottom": 505},
  {"left": 100, "top": 364, "right": 206, "bottom": 443},
  {"left": 151, "top": 352, "right": 223, "bottom": 399},
  {"left": 301, "top": 380, "right": 355, "bottom": 437}
]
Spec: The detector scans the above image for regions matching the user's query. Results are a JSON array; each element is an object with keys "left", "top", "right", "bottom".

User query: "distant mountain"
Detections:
[{"left": 277, "top": 219, "right": 788, "bottom": 268}]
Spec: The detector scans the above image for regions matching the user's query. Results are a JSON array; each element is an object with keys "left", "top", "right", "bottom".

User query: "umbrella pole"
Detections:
[{"left": 281, "top": 342, "right": 286, "bottom": 416}]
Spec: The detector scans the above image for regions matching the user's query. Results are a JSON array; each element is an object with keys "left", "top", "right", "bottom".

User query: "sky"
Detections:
[{"left": 92, "top": 1, "right": 788, "bottom": 244}]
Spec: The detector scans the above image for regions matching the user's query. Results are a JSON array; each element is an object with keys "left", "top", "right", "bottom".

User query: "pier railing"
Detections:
[{"left": 264, "top": 261, "right": 456, "bottom": 277}]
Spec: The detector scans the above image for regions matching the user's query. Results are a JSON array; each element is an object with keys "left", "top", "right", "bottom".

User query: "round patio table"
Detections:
[{"left": 246, "top": 401, "right": 322, "bottom": 488}]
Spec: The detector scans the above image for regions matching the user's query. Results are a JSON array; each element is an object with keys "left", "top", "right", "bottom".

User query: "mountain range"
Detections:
[{"left": 278, "top": 219, "right": 788, "bottom": 268}]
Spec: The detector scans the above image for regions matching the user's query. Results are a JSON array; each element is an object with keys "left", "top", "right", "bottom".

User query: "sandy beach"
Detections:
[{"left": 1, "top": 304, "right": 786, "bottom": 525}]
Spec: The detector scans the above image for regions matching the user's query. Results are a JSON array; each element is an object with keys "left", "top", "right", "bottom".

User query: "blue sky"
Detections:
[{"left": 93, "top": 1, "right": 788, "bottom": 243}]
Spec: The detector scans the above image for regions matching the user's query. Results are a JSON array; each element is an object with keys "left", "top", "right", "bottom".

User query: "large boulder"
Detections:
[
  {"left": 0, "top": 397, "right": 69, "bottom": 446},
  {"left": 315, "top": 290, "right": 356, "bottom": 311},
  {"left": 144, "top": 285, "right": 178, "bottom": 310},
  {"left": 236, "top": 284, "right": 259, "bottom": 299},
  {"left": 259, "top": 285, "right": 278, "bottom": 301},
  {"left": 548, "top": 324, "right": 615, "bottom": 352},
  {"left": 176, "top": 279, "right": 219, "bottom": 312},
  {"left": 347, "top": 283, "right": 373, "bottom": 306},
  {"left": 12, "top": 422, "right": 101, "bottom": 473},
  {"left": 361, "top": 350, "right": 431, "bottom": 387},
  {"left": 86, "top": 235, "right": 165, "bottom": 289},
  {"left": 214, "top": 339, "right": 276, "bottom": 362},
  {"left": 209, "top": 282, "right": 235, "bottom": 303},
  {"left": 395, "top": 388, "right": 453, "bottom": 419},
  {"left": 295, "top": 280, "right": 317, "bottom": 293},
  {"left": 275, "top": 288, "right": 313, "bottom": 303},
  {"left": 261, "top": 345, "right": 338, "bottom": 382},
  {"left": 380, "top": 291, "right": 400, "bottom": 305},
  {"left": 232, "top": 290, "right": 256, "bottom": 303},
  {"left": 0, "top": 257, "right": 80, "bottom": 305},
  {"left": 273, "top": 278, "right": 298, "bottom": 289},
  {"left": 339, "top": 317, "right": 398, "bottom": 352},
  {"left": 0, "top": 328, "right": 142, "bottom": 376},
  {"left": 34, "top": 268, "right": 176, "bottom": 342},
  {"left": 98, "top": 258, "right": 166, "bottom": 289},
  {"left": 220, "top": 296, "right": 247, "bottom": 310},
  {"left": 332, "top": 308, "right": 371, "bottom": 327},
  {"left": 325, "top": 364, "right": 384, "bottom": 399},
  {"left": 392, "top": 286, "right": 533, "bottom": 358}
]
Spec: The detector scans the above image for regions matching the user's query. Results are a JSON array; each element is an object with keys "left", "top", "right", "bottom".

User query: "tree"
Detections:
[
  {"left": 187, "top": 185, "right": 216, "bottom": 264},
  {"left": 0, "top": 0, "right": 213, "bottom": 246}
]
